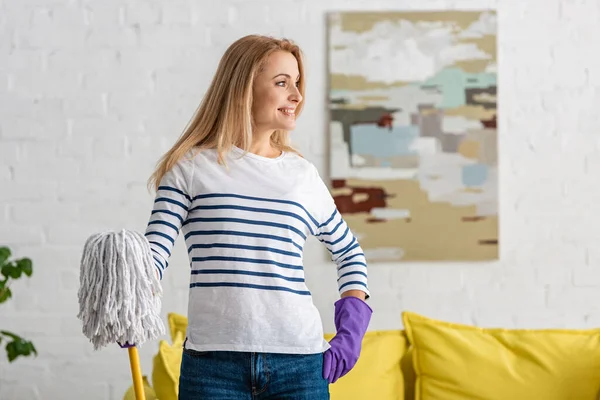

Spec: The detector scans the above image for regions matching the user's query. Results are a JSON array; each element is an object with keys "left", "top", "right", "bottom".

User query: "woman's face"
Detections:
[{"left": 252, "top": 51, "right": 302, "bottom": 134}]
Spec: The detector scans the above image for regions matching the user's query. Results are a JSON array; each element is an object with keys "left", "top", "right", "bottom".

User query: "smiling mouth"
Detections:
[{"left": 278, "top": 108, "right": 295, "bottom": 117}]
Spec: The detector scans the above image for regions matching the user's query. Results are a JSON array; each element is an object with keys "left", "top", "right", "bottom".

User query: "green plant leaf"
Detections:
[
  {"left": 0, "top": 287, "right": 12, "bottom": 303},
  {"left": 5, "top": 335, "right": 37, "bottom": 362},
  {"left": 17, "top": 258, "right": 33, "bottom": 277},
  {"left": 0, "top": 247, "right": 10, "bottom": 268},
  {"left": 6, "top": 341, "right": 17, "bottom": 362},
  {"left": 0, "top": 330, "right": 21, "bottom": 340},
  {"left": 1, "top": 262, "right": 21, "bottom": 279}
]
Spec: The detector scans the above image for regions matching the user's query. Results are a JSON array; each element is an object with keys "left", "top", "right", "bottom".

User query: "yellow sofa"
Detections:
[{"left": 125, "top": 311, "right": 600, "bottom": 400}]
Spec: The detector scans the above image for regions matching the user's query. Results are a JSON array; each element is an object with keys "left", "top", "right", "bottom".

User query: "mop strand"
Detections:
[{"left": 77, "top": 229, "right": 165, "bottom": 350}]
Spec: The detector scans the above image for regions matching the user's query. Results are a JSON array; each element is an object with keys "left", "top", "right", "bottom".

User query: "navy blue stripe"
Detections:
[
  {"left": 184, "top": 217, "right": 307, "bottom": 240},
  {"left": 148, "top": 240, "right": 170, "bottom": 256},
  {"left": 331, "top": 238, "right": 358, "bottom": 255},
  {"left": 184, "top": 230, "right": 303, "bottom": 252},
  {"left": 189, "top": 204, "right": 315, "bottom": 236},
  {"left": 190, "top": 281, "right": 310, "bottom": 296},
  {"left": 192, "top": 193, "right": 320, "bottom": 227},
  {"left": 152, "top": 254, "right": 165, "bottom": 270},
  {"left": 191, "top": 269, "right": 304, "bottom": 283},
  {"left": 338, "top": 261, "right": 367, "bottom": 271},
  {"left": 191, "top": 256, "right": 303, "bottom": 271},
  {"left": 155, "top": 197, "right": 188, "bottom": 212},
  {"left": 158, "top": 185, "right": 192, "bottom": 203},
  {"left": 337, "top": 243, "right": 360, "bottom": 259},
  {"left": 188, "top": 243, "right": 301, "bottom": 258},
  {"left": 151, "top": 247, "right": 166, "bottom": 261},
  {"left": 337, "top": 271, "right": 368, "bottom": 281},
  {"left": 321, "top": 226, "right": 350, "bottom": 246},
  {"left": 146, "top": 231, "right": 175, "bottom": 245},
  {"left": 339, "top": 252, "right": 365, "bottom": 264},
  {"left": 317, "top": 218, "right": 343, "bottom": 237},
  {"left": 151, "top": 209, "right": 185, "bottom": 224},
  {"left": 319, "top": 209, "right": 337, "bottom": 228},
  {"left": 148, "top": 219, "right": 179, "bottom": 233},
  {"left": 339, "top": 280, "right": 368, "bottom": 291}
]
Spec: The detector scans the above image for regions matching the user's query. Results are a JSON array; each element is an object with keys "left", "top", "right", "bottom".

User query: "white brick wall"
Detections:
[{"left": 1, "top": 0, "right": 599, "bottom": 398}]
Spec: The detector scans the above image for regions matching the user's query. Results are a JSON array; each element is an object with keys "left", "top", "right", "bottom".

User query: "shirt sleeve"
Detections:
[
  {"left": 144, "top": 156, "right": 194, "bottom": 280},
  {"left": 310, "top": 165, "right": 370, "bottom": 299}
]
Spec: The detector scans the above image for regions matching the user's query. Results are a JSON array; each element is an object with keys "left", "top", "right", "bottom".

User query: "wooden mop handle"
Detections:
[{"left": 127, "top": 346, "right": 146, "bottom": 400}]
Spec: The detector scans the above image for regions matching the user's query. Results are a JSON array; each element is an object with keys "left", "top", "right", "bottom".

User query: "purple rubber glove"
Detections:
[{"left": 323, "top": 296, "right": 373, "bottom": 384}]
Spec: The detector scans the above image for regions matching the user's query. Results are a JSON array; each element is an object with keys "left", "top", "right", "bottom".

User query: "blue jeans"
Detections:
[{"left": 178, "top": 349, "right": 330, "bottom": 399}]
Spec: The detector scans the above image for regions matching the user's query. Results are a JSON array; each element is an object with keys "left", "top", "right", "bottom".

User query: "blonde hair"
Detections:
[{"left": 147, "top": 34, "right": 306, "bottom": 192}]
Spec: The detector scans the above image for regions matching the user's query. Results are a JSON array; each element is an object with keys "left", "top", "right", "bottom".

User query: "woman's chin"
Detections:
[{"left": 272, "top": 123, "right": 296, "bottom": 132}]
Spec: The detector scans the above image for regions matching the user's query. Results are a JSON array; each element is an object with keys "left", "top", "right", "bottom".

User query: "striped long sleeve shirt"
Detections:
[{"left": 144, "top": 146, "right": 370, "bottom": 354}]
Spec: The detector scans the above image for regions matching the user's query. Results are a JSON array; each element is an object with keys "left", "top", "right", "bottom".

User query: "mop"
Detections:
[{"left": 77, "top": 229, "right": 165, "bottom": 400}]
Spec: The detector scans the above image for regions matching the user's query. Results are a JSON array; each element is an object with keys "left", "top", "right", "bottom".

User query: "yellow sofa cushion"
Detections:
[
  {"left": 401, "top": 346, "right": 416, "bottom": 400},
  {"left": 403, "top": 311, "right": 600, "bottom": 400},
  {"left": 325, "top": 330, "right": 407, "bottom": 400}
]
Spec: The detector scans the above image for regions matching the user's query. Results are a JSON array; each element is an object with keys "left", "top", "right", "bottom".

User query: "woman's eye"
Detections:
[{"left": 276, "top": 81, "right": 286, "bottom": 87}]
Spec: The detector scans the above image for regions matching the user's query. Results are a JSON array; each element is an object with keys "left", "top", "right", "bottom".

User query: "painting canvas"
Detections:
[{"left": 327, "top": 10, "right": 498, "bottom": 262}]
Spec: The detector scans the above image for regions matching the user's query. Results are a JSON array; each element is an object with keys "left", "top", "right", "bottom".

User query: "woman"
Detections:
[{"left": 144, "top": 34, "right": 372, "bottom": 399}]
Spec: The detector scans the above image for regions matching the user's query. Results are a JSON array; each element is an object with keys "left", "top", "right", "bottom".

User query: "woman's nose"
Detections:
[{"left": 290, "top": 87, "right": 302, "bottom": 103}]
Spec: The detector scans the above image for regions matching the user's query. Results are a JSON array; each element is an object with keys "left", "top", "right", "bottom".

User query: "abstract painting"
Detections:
[{"left": 327, "top": 10, "right": 498, "bottom": 261}]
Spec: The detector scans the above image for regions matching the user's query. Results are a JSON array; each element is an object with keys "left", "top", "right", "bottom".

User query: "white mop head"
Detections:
[{"left": 77, "top": 229, "right": 165, "bottom": 350}]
